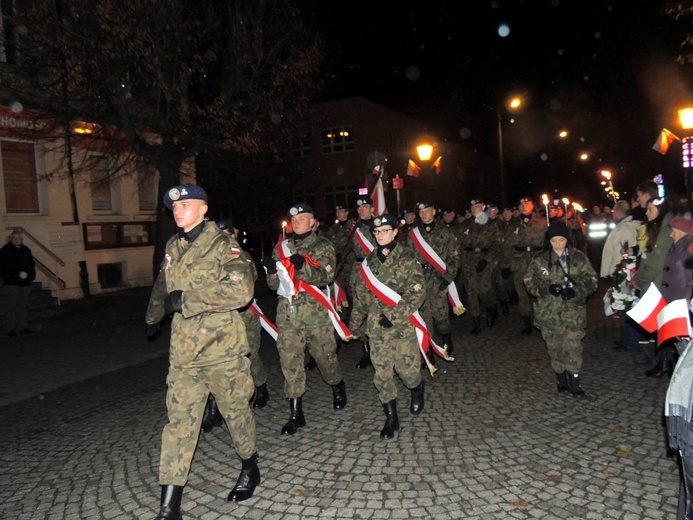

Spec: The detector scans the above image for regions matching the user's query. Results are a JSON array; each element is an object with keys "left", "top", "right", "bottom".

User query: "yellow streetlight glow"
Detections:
[
  {"left": 580, "top": 153, "right": 589, "bottom": 161},
  {"left": 509, "top": 97, "right": 522, "bottom": 109},
  {"left": 679, "top": 108, "right": 693, "bottom": 130},
  {"left": 559, "top": 130, "right": 568, "bottom": 138},
  {"left": 416, "top": 144, "right": 433, "bottom": 162}
]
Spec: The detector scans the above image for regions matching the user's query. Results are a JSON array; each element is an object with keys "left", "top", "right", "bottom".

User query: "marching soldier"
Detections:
[
  {"left": 506, "top": 196, "right": 548, "bottom": 335},
  {"left": 145, "top": 184, "right": 260, "bottom": 519},
  {"left": 457, "top": 198, "right": 499, "bottom": 335},
  {"left": 262, "top": 203, "right": 347, "bottom": 436},
  {"left": 493, "top": 206, "right": 518, "bottom": 309},
  {"left": 441, "top": 207, "right": 460, "bottom": 233},
  {"left": 349, "top": 214, "right": 426, "bottom": 439},
  {"left": 329, "top": 204, "right": 356, "bottom": 299},
  {"left": 199, "top": 218, "right": 270, "bottom": 433},
  {"left": 407, "top": 198, "right": 460, "bottom": 354},
  {"left": 350, "top": 195, "right": 378, "bottom": 368}
]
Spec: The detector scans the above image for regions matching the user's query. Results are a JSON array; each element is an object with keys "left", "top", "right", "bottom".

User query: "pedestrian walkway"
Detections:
[{"left": 0, "top": 283, "right": 681, "bottom": 519}]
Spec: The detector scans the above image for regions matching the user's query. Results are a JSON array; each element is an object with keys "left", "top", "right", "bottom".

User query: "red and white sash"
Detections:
[
  {"left": 358, "top": 259, "right": 454, "bottom": 376},
  {"left": 409, "top": 227, "right": 466, "bottom": 316},
  {"left": 275, "top": 241, "right": 353, "bottom": 341},
  {"left": 249, "top": 299, "right": 277, "bottom": 341},
  {"left": 331, "top": 280, "right": 349, "bottom": 311},
  {"left": 354, "top": 227, "right": 375, "bottom": 256}
]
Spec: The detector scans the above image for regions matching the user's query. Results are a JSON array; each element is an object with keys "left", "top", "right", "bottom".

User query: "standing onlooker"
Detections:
[
  {"left": 0, "top": 230, "right": 36, "bottom": 337},
  {"left": 523, "top": 221, "right": 598, "bottom": 395},
  {"left": 145, "top": 184, "right": 260, "bottom": 518},
  {"left": 262, "top": 203, "right": 347, "bottom": 436},
  {"left": 349, "top": 214, "right": 426, "bottom": 439}
]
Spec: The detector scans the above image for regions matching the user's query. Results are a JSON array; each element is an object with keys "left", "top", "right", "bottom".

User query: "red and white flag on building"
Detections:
[
  {"left": 657, "top": 299, "right": 691, "bottom": 346},
  {"left": 432, "top": 156, "right": 442, "bottom": 174},
  {"left": 406, "top": 159, "right": 421, "bottom": 178},
  {"left": 626, "top": 284, "right": 668, "bottom": 333},
  {"left": 372, "top": 176, "right": 387, "bottom": 216},
  {"left": 652, "top": 128, "right": 680, "bottom": 155}
]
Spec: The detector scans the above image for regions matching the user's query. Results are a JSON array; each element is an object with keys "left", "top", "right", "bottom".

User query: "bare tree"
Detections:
[
  {"left": 0, "top": 0, "right": 324, "bottom": 273},
  {"left": 665, "top": 2, "right": 693, "bottom": 64}
]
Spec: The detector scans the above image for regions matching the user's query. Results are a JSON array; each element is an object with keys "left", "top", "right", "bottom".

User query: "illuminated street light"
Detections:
[
  {"left": 416, "top": 143, "right": 433, "bottom": 162},
  {"left": 579, "top": 152, "right": 589, "bottom": 161},
  {"left": 558, "top": 130, "right": 568, "bottom": 139},
  {"left": 679, "top": 107, "right": 693, "bottom": 198}
]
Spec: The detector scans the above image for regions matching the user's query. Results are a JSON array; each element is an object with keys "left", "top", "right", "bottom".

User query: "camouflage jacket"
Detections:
[
  {"left": 267, "top": 232, "right": 336, "bottom": 327},
  {"left": 506, "top": 212, "right": 548, "bottom": 272},
  {"left": 457, "top": 217, "right": 500, "bottom": 272},
  {"left": 330, "top": 219, "right": 356, "bottom": 271},
  {"left": 352, "top": 219, "right": 377, "bottom": 261},
  {"left": 494, "top": 217, "right": 517, "bottom": 269},
  {"left": 146, "top": 222, "right": 254, "bottom": 368},
  {"left": 407, "top": 221, "right": 460, "bottom": 286},
  {"left": 349, "top": 243, "right": 425, "bottom": 341},
  {"left": 523, "top": 247, "right": 597, "bottom": 332}
]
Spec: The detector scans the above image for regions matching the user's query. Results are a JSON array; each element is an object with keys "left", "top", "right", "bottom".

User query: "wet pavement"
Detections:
[{"left": 0, "top": 282, "right": 681, "bottom": 519}]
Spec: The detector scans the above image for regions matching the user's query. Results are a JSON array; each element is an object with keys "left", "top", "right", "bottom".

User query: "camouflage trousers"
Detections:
[
  {"left": 541, "top": 328, "right": 585, "bottom": 374},
  {"left": 159, "top": 357, "right": 256, "bottom": 485},
  {"left": 461, "top": 265, "right": 496, "bottom": 316},
  {"left": 241, "top": 311, "right": 267, "bottom": 386},
  {"left": 494, "top": 267, "right": 513, "bottom": 302},
  {"left": 371, "top": 333, "right": 422, "bottom": 403},
  {"left": 420, "top": 285, "right": 451, "bottom": 336},
  {"left": 277, "top": 323, "right": 343, "bottom": 398},
  {"left": 513, "top": 270, "right": 534, "bottom": 316}
]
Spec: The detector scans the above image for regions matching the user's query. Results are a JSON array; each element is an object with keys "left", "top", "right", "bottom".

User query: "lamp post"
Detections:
[
  {"left": 497, "top": 96, "right": 522, "bottom": 209},
  {"left": 679, "top": 108, "right": 693, "bottom": 200}
]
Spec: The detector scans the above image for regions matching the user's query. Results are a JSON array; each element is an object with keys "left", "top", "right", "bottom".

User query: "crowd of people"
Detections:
[{"left": 144, "top": 179, "right": 693, "bottom": 519}]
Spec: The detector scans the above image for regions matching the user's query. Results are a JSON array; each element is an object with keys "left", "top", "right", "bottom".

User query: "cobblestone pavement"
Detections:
[{"left": 0, "top": 282, "right": 681, "bottom": 519}]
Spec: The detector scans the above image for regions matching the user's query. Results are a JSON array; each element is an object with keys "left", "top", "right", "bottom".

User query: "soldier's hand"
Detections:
[
  {"left": 145, "top": 322, "right": 161, "bottom": 341},
  {"left": 501, "top": 268, "right": 512, "bottom": 279},
  {"left": 378, "top": 313, "right": 393, "bottom": 329},
  {"left": 261, "top": 256, "right": 277, "bottom": 274},
  {"left": 561, "top": 286, "right": 576, "bottom": 300},
  {"left": 475, "top": 259, "right": 489, "bottom": 273},
  {"left": 164, "top": 290, "right": 183, "bottom": 315},
  {"left": 289, "top": 254, "right": 305, "bottom": 269},
  {"left": 549, "top": 284, "right": 563, "bottom": 297}
]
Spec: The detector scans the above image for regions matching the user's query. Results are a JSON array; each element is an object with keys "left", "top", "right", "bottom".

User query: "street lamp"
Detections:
[
  {"left": 416, "top": 143, "right": 433, "bottom": 162},
  {"left": 679, "top": 107, "right": 693, "bottom": 199},
  {"left": 498, "top": 96, "right": 522, "bottom": 209}
]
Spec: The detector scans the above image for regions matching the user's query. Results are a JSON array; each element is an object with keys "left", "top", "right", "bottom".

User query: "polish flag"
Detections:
[
  {"left": 626, "top": 284, "right": 668, "bottom": 333},
  {"left": 657, "top": 299, "right": 691, "bottom": 346},
  {"left": 432, "top": 156, "right": 442, "bottom": 174},
  {"left": 652, "top": 128, "right": 679, "bottom": 155},
  {"left": 406, "top": 159, "right": 421, "bottom": 178},
  {"left": 372, "top": 177, "right": 387, "bottom": 216}
]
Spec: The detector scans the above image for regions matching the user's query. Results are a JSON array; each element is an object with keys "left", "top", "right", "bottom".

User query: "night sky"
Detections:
[{"left": 312, "top": 0, "right": 693, "bottom": 205}]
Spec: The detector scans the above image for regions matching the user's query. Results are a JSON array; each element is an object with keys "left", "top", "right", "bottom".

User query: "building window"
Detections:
[
  {"left": 91, "top": 156, "right": 113, "bottom": 211},
  {"left": 292, "top": 132, "right": 312, "bottom": 158},
  {"left": 321, "top": 126, "right": 354, "bottom": 154},
  {"left": 136, "top": 164, "right": 157, "bottom": 212},
  {"left": 2, "top": 140, "right": 39, "bottom": 213}
]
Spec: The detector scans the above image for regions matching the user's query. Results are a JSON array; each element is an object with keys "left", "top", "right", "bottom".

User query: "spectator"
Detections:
[
  {"left": 0, "top": 230, "right": 37, "bottom": 337},
  {"left": 600, "top": 200, "right": 641, "bottom": 279}
]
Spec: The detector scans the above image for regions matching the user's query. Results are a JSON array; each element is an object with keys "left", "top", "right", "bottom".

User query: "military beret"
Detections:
[
  {"left": 356, "top": 196, "right": 373, "bottom": 207},
  {"left": 216, "top": 218, "right": 233, "bottom": 231},
  {"left": 417, "top": 198, "right": 434, "bottom": 210},
  {"left": 287, "top": 203, "right": 313, "bottom": 217},
  {"left": 487, "top": 202, "right": 498, "bottom": 209},
  {"left": 402, "top": 208, "right": 415, "bottom": 214},
  {"left": 164, "top": 184, "right": 208, "bottom": 210},
  {"left": 370, "top": 214, "right": 399, "bottom": 232},
  {"left": 470, "top": 198, "right": 484, "bottom": 206},
  {"left": 335, "top": 204, "right": 347, "bottom": 211},
  {"left": 442, "top": 207, "right": 455, "bottom": 214},
  {"left": 518, "top": 196, "right": 533, "bottom": 204}
]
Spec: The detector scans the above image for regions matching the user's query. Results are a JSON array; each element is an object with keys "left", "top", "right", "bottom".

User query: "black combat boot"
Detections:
[
  {"left": 556, "top": 372, "right": 568, "bottom": 393},
  {"left": 440, "top": 333, "right": 454, "bottom": 356},
  {"left": 469, "top": 316, "right": 481, "bottom": 335},
  {"left": 281, "top": 397, "right": 306, "bottom": 435},
  {"left": 500, "top": 300, "right": 510, "bottom": 316},
  {"left": 332, "top": 380, "right": 347, "bottom": 410},
  {"left": 410, "top": 382, "right": 425, "bottom": 414},
  {"left": 200, "top": 395, "right": 223, "bottom": 433},
  {"left": 486, "top": 306, "right": 497, "bottom": 327},
  {"left": 227, "top": 452, "right": 261, "bottom": 503},
  {"left": 355, "top": 341, "right": 372, "bottom": 368},
  {"left": 252, "top": 384, "right": 269, "bottom": 409},
  {"left": 155, "top": 485, "right": 183, "bottom": 520},
  {"left": 380, "top": 400, "right": 400, "bottom": 439},
  {"left": 565, "top": 371, "right": 585, "bottom": 396},
  {"left": 520, "top": 316, "right": 533, "bottom": 336}
]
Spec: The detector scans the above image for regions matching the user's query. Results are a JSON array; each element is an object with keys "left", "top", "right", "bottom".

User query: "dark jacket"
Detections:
[
  {"left": 660, "top": 234, "right": 693, "bottom": 303},
  {"left": 0, "top": 241, "right": 36, "bottom": 286}
]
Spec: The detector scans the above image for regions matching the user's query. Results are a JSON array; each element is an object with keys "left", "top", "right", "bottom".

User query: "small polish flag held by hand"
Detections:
[
  {"left": 657, "top": 299, "right": 692, "bottom": 346},
  {"left": 626, "top": 284, "right": 668, "bottom": 333}
]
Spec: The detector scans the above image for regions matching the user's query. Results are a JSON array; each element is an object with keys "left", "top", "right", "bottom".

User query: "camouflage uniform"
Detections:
[
  {"left": 349, "top": 217, "right": 376, "bottom": 340},
  {"left": 329, "top": 218, "right": 356, "bottom": 297},
  {"left": 523, "top": 246, "right": 597, "bottom": 375},
  {"left": 267, "top": 232, "right": 342, "bottom": 398},
  {"left": 506, "top": 212, "right": 548, "bottom": 317},
  {"left": 350, "top": 244, "right": 425, "bottom": 403},
  {"left": 407, "top": 220, "right": 460, "bottom": 337},
  {"left": 146, "top": 222, "right": 256, "bottom": 486},
  {"left": 491, "top": 216, "right": 515, "bottom": 305},
  {"left": 239, "top": 251, "right": 267, "bottom": 389},
  {"left": 457, "top": 215, "right": 499, "bottom": 319}
]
